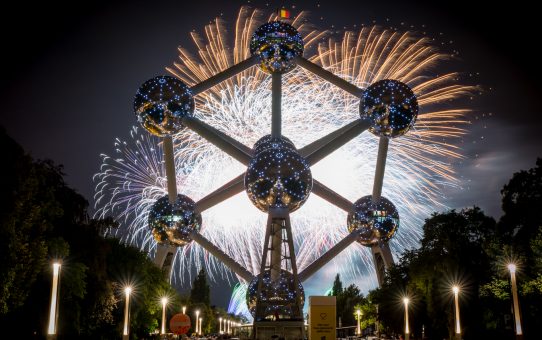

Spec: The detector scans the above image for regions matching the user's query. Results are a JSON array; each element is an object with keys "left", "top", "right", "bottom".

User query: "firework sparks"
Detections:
[{"left": 94, "top": 7, "right": 475, "bottom": 318}]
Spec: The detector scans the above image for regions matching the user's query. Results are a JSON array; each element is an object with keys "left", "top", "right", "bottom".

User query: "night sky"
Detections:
[{"left": 2, "top": 0, "right": 541, "bottom": 307}]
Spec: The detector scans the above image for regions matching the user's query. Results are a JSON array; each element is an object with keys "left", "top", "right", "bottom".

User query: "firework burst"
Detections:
[{"left": 94, "top": 7, "right": 475, "bottom": 318}]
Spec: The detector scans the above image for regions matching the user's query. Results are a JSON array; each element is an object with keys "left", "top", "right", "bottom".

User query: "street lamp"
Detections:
[
  {"left": 200, "top": 317, "right": 203, "bottom": 335},
  {"left": 123, "top": 286, "right": 132, "bottom": 340},
  {"left": 508, "top": 263, "right": 523, "bottom": 338},
  {"left": 182, "top": 305, "right": 186, "bottom": 315},
  {"left": 219, "top": 317, "right": 223, "bottom": 334},
  {"left": 403, "top": 297, "right": 410, "bottom": 340},
  {"left": 161, "top": 297, "right": 168, "bottom": 334},
  {"left": 356, "top": 309, "right": 362, "bottom": 336},
  {"left": 452, "top": 286, "right": 461, "bottom": 339},
  {"left": 47, "top": 262, "right": 62, "bottom": 338},
  {"left": 195, "top": 310, "right": 200, "bottom": 335}
]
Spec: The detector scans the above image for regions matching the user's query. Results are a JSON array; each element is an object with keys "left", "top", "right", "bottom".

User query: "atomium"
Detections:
[
  {"left": 347, "top": 195, "right": 399, "bottom": 246},
  {"left": 134, "top": 75, "right": 195, "bottom": 137},
  {"left": 250, "top": 21, "right": 304, "bottom": 74},
  {"left": 245, "top": 136, "right": 312, "bottom": 212},
  {"left": 360, "top": 79, "right": 418, "bottom": 138},
  {"left": 246, "top": 269, "right": 305, "bottom": 319},
  {"left": 148, "top": 194, "right": 202, "bottom": 246}
]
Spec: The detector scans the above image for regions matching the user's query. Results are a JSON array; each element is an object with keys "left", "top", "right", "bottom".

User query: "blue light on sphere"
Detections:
[
  {"left": 246, "top": 269, "right": 305, "bottom": 319},
  {"left": 245, "top": 136, "right": 312, "bottom": 212},
  {"left": 148, "top": 194, "right": 202, "bottom": 246},
  {"left": 347, "top": 195, "right": 399, "bottom": 246},
  {"left": 250, "top": 21, "right": 304, "bottom": 74},
  {"left": 360, "top": 79, "right": 418, "bottom": 138},
  {"left": 134, "top": 75, "right": 194, "bottom": 137}
]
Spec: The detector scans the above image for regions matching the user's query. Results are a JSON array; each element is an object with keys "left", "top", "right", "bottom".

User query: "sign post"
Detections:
[{"left": 309, "top": 296, "right": 336, "bottom": 340}]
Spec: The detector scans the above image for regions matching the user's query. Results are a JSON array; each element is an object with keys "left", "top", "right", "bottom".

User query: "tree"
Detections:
[
  {"left": 190, "top": 269, "right": 210, "bottom": 306},
  {"left": 331, "top": 273, "right": 343, "bottom": 296}
]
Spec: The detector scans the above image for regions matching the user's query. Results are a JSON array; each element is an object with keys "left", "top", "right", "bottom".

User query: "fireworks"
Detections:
[{"left": 94, "top": 7, "right": 474, "bottom": 318}]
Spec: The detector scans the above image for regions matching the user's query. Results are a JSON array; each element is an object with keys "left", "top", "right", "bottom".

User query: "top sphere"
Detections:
[
  {"left": 250, "top": 21, "right": 304, "bottom": 74},
  {"left": 360, "top": 79, "right": 418, "bottom": 138},
  {"left": 347, "top": 195, "right": 399, "bottom": 246},
  {"left": 148, "top": 194, "right": 202, "bottom": 247},
  {"left": 134, "top": 76, "right": 194, "bottom": 137},
  {"left": 253, "top": 134, "right": 296, "bottom": 155}
]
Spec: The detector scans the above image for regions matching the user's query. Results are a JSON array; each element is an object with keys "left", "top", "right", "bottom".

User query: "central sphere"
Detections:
[
  {"left": 246, "top": 269, "right": 305, "bottom": 320},
  {"left": 245, "top": 136, "right": 312, "bottom": 212},
  {"left": 347, "top": 195, "right": 399, "bottom": 246},
  {"left": 360, "top": 79, "right": 418, "bottom": 138},
  {"left": 250, "top": 21, "right": 304, "bottom": 74},
  {"left": 148, "top": 194, "right": 202, "bottom": 246},
  {"left": 134, "top": 75, "right": 194, "bottom": 137}
]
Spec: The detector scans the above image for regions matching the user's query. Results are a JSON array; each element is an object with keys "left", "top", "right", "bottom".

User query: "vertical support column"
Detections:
[
  {"left": 154, "top": 135, "right": 178, "bottom": 279},
  {"left": 371, "top": 137, "right": 393, "bottom": 286},
  {"left": 271, "top": 73, "right": 282, "bottom": 138},
  {"left": 270, "top": 219, "right": 283, "bottom": 282},
  {"left": 163, "top": 135, "right": 178, "bottom": 203}
]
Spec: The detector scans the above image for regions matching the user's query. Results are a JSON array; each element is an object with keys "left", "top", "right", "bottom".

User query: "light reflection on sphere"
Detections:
[{"left": 347, "top": 195, "right": 399, "bottom": 246}]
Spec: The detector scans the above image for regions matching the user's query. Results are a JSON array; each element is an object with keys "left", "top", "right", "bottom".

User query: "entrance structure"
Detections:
[{"left": 133, "top": 19, "right": 418, "bottom": 339}]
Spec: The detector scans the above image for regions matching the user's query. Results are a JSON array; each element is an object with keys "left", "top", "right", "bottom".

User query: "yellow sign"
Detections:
[{"left": 309, "top": 296, "right": 336, "bottom": 340}]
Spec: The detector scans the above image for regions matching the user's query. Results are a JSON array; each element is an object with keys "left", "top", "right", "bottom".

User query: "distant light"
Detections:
[
  {"left": 403, "top": 297, "right": 410, "bottom": 305},
  {"left": 508, "top": 263, "right": 517, "bottom": 273},
  {"left": 125, "top": 286, "right": 132, "bottom": 295},
  {"left": 452, "top": 285, "right": 459, "bottom": 294},
  {"left": 161, "top": 297, "right": 168, "bottom": 305}
]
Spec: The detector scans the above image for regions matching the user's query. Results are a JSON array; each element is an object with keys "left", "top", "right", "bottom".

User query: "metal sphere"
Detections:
[
  {"left": 148, "top": 194, "right": 202, "bottom": 246},
  {"left": 360, "top": 79, "right": 418, "bottom": 138},
  {"left": 250, "top": 21, "right": 304, "bottom": 74},
  {"left": 134, "top": 75, "right": 194, "bottom": 137},
  {"left": 347, "top": 195, "right": 399, "bottom": 246},
  {"left": 245, "top": 137, "right": 312, "bottom": 212},
  {"left": 246, "top": 269, "right": 305, "bottom": 319},
  {"left": 253, "top": 134, "right": 296, "bottom": 155}
]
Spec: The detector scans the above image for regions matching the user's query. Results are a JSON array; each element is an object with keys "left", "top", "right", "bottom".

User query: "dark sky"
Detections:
[{"left": 2, "top": 0, "right": 541, "bottom": 307}]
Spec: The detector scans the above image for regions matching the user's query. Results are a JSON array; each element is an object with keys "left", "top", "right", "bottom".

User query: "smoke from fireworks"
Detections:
[{"left": 94, "top": 7, "right": 474, "bottom": 318}]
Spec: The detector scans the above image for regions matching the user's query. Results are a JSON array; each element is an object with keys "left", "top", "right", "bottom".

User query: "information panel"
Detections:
[{"left": 309, "top": 296, "right": 336, "bottom": 340}]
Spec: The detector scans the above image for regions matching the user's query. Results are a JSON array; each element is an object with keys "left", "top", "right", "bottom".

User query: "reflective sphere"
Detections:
[
  {"left": 134, "top": 76, "right": 194, "bottom": 137},
  {"left": 360, "top": 79, "right": 418, "bottom": 138},
  {"left": 246, "top": 269, "right": 305, "bottom": 319},
  {"left": 347, "top": 195, "right": 399, "bottom": 246},
  {"left": 245, "top": 137, "right": 312, "bottom": 212},
  {"left": 253, "top": 134, "right": 296, "bottom": 154},
  {"left": 250, "top": 21, "right": 304, "bottom": 74},
  {"left": 148, "top": 194, "right": 202, "bottom": 246}
]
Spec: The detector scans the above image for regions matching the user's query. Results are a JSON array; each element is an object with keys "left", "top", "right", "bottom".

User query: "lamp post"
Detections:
[
  {"left": 47, "top": 262, "right": 62, "bottom": 339},
  {"left": 508, "top": 263, "right": 523, "bottom": 339},
  {"left": 196, "top": 310, "right": 199, "bottom": 334},
  {"left": 356, "top": 309, "right": 362, "bottom": 336},
  {"left": 182, "top": 306, "right": 186, "bottom": 315},
  {"left": 403, "top": 297, "right": 410, "bottom": 340},
  {"left": 123, "top": 287, "right": 132, "bottom": 340},
  {"left": 161, "top": 297, "right": 168, "bottom": 334},
  {"left": 452, "top": 286, "right": 461, "bottom": 339},
  {"left": 200, "top": 317, "right": 203, "bottom": 335},
  {"left": 219, "top": 317, "right": 222, "bottom": 334}
]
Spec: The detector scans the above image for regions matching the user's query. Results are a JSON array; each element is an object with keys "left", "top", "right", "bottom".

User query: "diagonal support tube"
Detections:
[
  {"left": 312, "top": 180, "right": 353, "bottom": 213},
  {"left": 304, "top": 119, "right": 371, "bottom": 165},
  {"left": 182, "top": 116, "right": 252, "bottom": 164},
  {"left": 298, "top": 230, "right": 360, "bottom": 282},
  {"left": 191, "top": 231, "right": 254, "bottom": 282},
  {"left": 295, "top": 57, "right": 363, "bottom": 97},
  {"left": 190, "top": 56, "right": 258, "bottom": 95},
  {"left": 195, "top": 173, "right": 245, "bottom": 213}
]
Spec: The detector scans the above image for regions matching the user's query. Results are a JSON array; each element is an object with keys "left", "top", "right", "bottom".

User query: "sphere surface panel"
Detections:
[
  {"left": 148, "top": 194, "right": 202, "bottom": 246},
  {"left": 246, "top": 269, "right": 305, "bottom": 319},
  {"left": 360, "top": 79, "right": 418, "bottom": 138},
  {"left": 347, "top": 195, "right": 399, "bottom": 246},
  {"left": 134, "top": 75, "right": 194, "bottom": 137},
  {"left": 250, "top": 21, "right": 304, "bottom": 74}
]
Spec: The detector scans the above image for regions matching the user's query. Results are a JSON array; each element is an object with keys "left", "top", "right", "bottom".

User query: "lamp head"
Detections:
[
  {"left": 452, "top": 285, "right": 459, "bottom": 294},
  {"left": 508, "top": 263, "right": 517, "bottom": 273}
]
